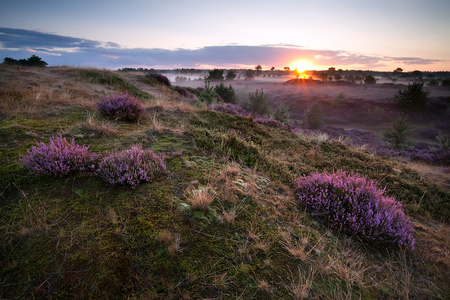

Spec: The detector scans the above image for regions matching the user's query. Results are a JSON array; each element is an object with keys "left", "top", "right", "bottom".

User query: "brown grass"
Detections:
[{"left": 186, "top": 186, "right": 217, "bottom": 210}]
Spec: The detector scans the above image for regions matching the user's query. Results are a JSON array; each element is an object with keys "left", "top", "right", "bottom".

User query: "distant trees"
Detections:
[
  {"left": 206, "top": 69, "right": 224, "bottom": 80},
  {"left": 255, "top": 65, "right": 262, "bottom": 76},
  {"left": 2, "top": 55, "right": 48, "bottom": 67},
  {"left": 363, "top": 75, "right": 377, "bottom": 84},
  {"left": 245, "top": 69, "right": 255, "bottom": 79},
  {"left": 225, "top": 69, "right": 237, "bottom": 81}
]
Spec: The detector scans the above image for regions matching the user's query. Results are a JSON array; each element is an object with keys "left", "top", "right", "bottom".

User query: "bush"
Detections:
[
  {"left": 97, "top": 94, "right": 145, "bottom": 122},
  {"left": 145, "top": 73, "right": 171, "bottom": 86},
  {"left": 21, "top": 135, "right": 94, "bottom": 177},
  {"left": 242, "top": 89, "right": 271, "bottom": 117},
  {"left": 436, "top": 134, "right": 450, "bottom": 150},
  {"left": 273, "top": 103, "right": 291, "bottom": 124},
  {"left": 206, "top": 69, "right": 224, "bottom": 81},
  {"left": 225, "top": 70, "right": 237, "bottom": 80},
  {"left": 382, "top": 116, "right": 411, "bottom": 149},
  {"left": 364, "top": 75, "right": 377, "bottom": 84},
  {"left": 214, "top": 82, "right": 238, "bottom": 104},
  {"left": 441, "top": 78, "right": 450, "bottom": 87},
  {"left": 293, "top": 171, "right": 415, "bottom": 250},
  {"left": 95, "top": 145, "right": 166, "bottom": 188},
  {"left": 198, "top": 81, "right": 218, "bottom": 105},
  {"left": 174, "top": 86, "right": 195, "bottom": 99},
  {"left": 393, "top": 82, "right": 429, "bottom": 108},
  {"left": 305, "top": 102, "right": 323, "bottom": 129}
]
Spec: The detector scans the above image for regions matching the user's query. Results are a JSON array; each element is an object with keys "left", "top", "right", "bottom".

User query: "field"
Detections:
[{"left": 0, "top": 65, "right": 449, "bottom": 299}]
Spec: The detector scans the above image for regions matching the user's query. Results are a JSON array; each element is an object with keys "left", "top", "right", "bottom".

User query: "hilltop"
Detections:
[{"left": 0, "top": 66, "right": 449, "bottom": 299}]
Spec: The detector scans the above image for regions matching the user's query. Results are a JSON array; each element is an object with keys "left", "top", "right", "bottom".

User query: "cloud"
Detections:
[{"left": 0, "top": 28, "right": 445, "bottom": 70}]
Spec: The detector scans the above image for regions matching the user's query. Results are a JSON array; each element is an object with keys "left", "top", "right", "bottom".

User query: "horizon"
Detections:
[{"left": 1, "top": 0, "right": 449, "bottom": 71}]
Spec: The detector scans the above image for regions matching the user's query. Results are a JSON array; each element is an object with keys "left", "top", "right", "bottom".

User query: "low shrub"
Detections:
[
  {"left": 145, "top": 73, "right": 171, "bottom": 86},
  {"left": 293, "top": 171, "right": 415, "bottom": 250},
  {"left": 21, "top": 135, "right": 94, "bottom": 177},
  {"left": 206, "top": 69, "right": 224, "bottom": 81},
  {"left": 242, "top": 89, "right": 271, "bottom": 117},
  {"left": 198, "top": 81, "right": 218, "bottom": 105},
  {"left": 95, "top": 145, "right": 166, "bottom": 188},
  {"left": 273, "top": 103, "right": 291, "bottom": 124},
  {"left": 97, "top": 94, "right": 145, "bottom": 122},
  {"left": 393, "top": 82, "right": 429, "bottom": 108},
  {"left": 436, "top": 134, "right": 450, "bottom": 150},
  {"left": 214, "top": 82, "right": 238, "bottom": 104},
  {"left": 305, "top": 102, "right": 323, "bottom": 129},
  {"left": 364, "top": 75, "right": 377, "bottom": 84},
  {"left": 174, "top": 86, "right": 195, "bottom": 99},
  {"left": 382, "top": 116, "right": 411, "bottom": 149}
]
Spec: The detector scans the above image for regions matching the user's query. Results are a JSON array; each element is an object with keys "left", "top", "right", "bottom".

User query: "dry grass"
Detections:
[
  {"left": 407, "top": 161, "right": 450, "bottom": 190},
  {"left": 285, "top": 267, "right": 316, "bottom": 300},
  {"left": 84, "top": 111, "right": 119, "bottom": 136},
  {"left": 186, "top": 186, "right": 218, "bottom": 210}
]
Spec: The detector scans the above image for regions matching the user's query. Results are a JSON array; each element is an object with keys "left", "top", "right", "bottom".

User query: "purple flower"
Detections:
[{"left": 293, "top": 171, "right": 415, "bottom": 250}]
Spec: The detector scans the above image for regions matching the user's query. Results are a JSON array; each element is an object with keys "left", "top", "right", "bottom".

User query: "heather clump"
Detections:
[
  {"left": 174, "top": 86, "right": 195, "bottom": 99},
  {"left": 95, "top": 144, "right": 166, "bottom": 188},
  {"left": 145, "top": 73, "right": 171, "bottom": 87},
  {"left": 21, "top": 135, "right": 94, "bottom": 177},
  {"left": 294, "top": 171, "right": 415, "bottom": 250},
  {"left": 97, "top": 93, "right": 145, "bottom": 122}
]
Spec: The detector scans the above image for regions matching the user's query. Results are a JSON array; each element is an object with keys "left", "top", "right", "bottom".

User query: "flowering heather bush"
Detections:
[
  {"left": 145, "top": 73, "right": 171, "bottom": 86},
  {"left": 254, "top": 118, "right": 290, "bottom": 129},
  {"left": 97, "top": 94, "right": 145, "bottom": 122},
  {"left": 293, "top": 171, "right": 415, "bottom": 250},
  {"left": 173, "top": 86, "right": 195, "bottom": 99},
  {"left": 211, "top": 103, "right": 248, "bottom": 117},
  {"left": 95, "top": 145, "right": 166, "bottom": 188},
  {"left": 21, "top": 135, "right": 94, "bottom": 177}
]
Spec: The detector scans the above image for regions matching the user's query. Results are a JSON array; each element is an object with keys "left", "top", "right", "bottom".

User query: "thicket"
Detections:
[
  {"left": 294, "top": 171, "right": 415, "bottom": 250},
  {"left": 393, "top": 82, "right": 429, "bottom": 108},
  {"left": 2, "top": 55, "right": 48, "bottom": 67}
]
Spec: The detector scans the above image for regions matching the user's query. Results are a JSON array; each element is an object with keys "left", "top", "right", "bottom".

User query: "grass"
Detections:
[{"left": 0, "top": 65, "right": 449, "bottom": 299}]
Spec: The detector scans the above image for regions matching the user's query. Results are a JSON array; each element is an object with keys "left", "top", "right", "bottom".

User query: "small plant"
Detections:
[
  {"left": 393, "top": 82, "right": 429, "bottom": 109},
  {"left": 332, "top": 92, "right": 346, "bottom": 106},
  {"left": 198, "top": 81, "right": 218, "bottom": 105},
  {"left": 173, "top": 86, "right": 195, "bottom": 99},
  {"left": 242, "top": 89, "right": 271, "bottom": 117},
  {"left": 97, "top": 94, "right": 145, "bottom": 122},
  {"left": 305, "top": 102, "right": 323, "bottom": 129},
  {"left": 273, "top": 103, "right": 291, "bottom": 123},
  {"left": 214, "top": 82, "right": 238, "bottom": 104},
  {"left": 21, "top": 135, "right": 94, "bottom": 177},
  {"left": 436, "top": 134, "right": 450, "bottom": 150},
  {"left": 95, "top": 145, "right": 166, "bottom": 188},
  {"left": 186, "top": 186, "right": 218, "bottom": 210},
  {"left": 145, "top": 73, "right": 171, "bottom": 86},
  {"left": 382, "top": 116, "right": 411, "bottom": 149},
  {"left": 293, "top": 171, "right": 415, "bottom": 250}
]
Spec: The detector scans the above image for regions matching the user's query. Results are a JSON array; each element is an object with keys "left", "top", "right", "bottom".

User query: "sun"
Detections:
[{"left": 290, "top": 60, "right": 314, "bottom": 78}]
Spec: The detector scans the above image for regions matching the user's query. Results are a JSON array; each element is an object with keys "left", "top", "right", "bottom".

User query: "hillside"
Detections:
[{"left": 0, "top": 66, "right": 449, "bottom": 299}]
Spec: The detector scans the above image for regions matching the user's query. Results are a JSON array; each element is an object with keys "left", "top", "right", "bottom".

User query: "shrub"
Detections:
[
  {"left": 214, "top": 82, "right": 238, "bottom": 104},
  {"left": 364, "top": 75, "right": 377, "bottom": 84},
  {"left": 305, "top": 102, "right": 323, "bottom": 129},
  {"left": 436, "top": 134, "right": 450, "bottom": 150},
  {"left": 242, "top": 89, "right": 271, "bottom": 117},
  {"left": 225, "top": 69, "right": 237, "bottom": 80},
  {"left": 174, "top": 86, "right": 195, "bottom": 99},
  {"left": 97, "top": 94, "right": 145, "bottom": 122},
  {"left": 198, "top": 81, "right": 218, "bottom": 105},
  {"left": 95, "top": 145, "right": 166, "bottom": 188},
  {"left": 441, "top": 79, "right": 450, "bottom": 87},
  {"left": 332, "top": 92, "right": 346, "bottom": 106},
  {"left": 206, "top": 69, "right": 224, "bottom": 81},
  {"left": 382, "top": 116, "right": 411, "bottom": 149},
  {"left": 273, "top": 103, "right": 291, "bottom": 124},
  {"left": 145, "top": 73, "right": 171, "bottom": 86},
  {"left": 293, "top": 171, "right": 415, "bottom": 250},
  {"left": 210, "top": 102, "right": 247, "bottom": 117},
  {"left": 21, "top": 135, "right": 94, "bottom": 177},
  {"left": 393, "top": 82, "right": 429, "bottom": 108}
]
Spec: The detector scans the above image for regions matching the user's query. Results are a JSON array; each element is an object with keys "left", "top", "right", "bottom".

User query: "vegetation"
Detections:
[
  {"left": 198, "top": 81, "right": 218, "bottom": 105},
  {"left": 1, "top": 65, "right": 449, "bottom": 299},
  {"left": 145, "top": 73, "right": 171, "bottom": 86},
  {"left": 225, "top": 69, "right": 237, "bottom": 80},
  {"left": 364, "top": 75, "right": 377, "bottom": 84},
  {"left": 273, "top": 103, "right": 291, "bottom": 123},
  {"left": 393, "top": 82, "right": 430, "bottom": 108},
  {"left": 305, "top": 102, "right": 323, "bottom": 129},
  {"left": 382, "top": 115, "right": 412, "bottom": 149},
  {"left": 213, "top": 82, "right": 238, "bottom": 104},
  {"left": 242, "top": 89, "right": 271, "bottom": 116},
  {"left": 3, "top": 55, "right": 48, "bottom": 67},
  {"left": 206, "top": 68, "right": 224, "bottom": 80},
  {"left": 97, "top": 94, "right": 145, "bottom": 122}
]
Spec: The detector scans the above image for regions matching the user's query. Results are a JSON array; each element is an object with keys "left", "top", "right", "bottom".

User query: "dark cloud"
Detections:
[{"left": 0, "top": 28, "right": 444, "bottom": 70}]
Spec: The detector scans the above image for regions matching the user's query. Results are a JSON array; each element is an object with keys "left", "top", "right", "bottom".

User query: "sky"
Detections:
[{"left": 0, "top": 0, "right": 449, "bottom": 71}]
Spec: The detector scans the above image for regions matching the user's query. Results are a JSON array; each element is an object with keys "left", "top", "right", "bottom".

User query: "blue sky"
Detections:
[{"left": 1, "top": 0, "right": 449, "bottom": 71}]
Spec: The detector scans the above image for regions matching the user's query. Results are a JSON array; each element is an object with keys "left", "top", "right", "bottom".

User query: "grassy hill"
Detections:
[{"left": 0, "top": 66, "right": 449, "bottom": 299}]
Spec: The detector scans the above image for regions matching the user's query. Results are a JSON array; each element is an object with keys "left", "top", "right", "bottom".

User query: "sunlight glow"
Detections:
[{"left": 290, "top": 60, "right": 314, "bottom": 78}]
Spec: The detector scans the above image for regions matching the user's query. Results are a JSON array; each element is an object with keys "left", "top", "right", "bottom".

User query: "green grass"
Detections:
[{"left": 1, "top": 67, "right": 449, "bottom": 299}]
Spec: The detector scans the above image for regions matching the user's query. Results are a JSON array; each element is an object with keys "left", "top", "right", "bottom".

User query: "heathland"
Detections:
[{"left": 0, "top": 65, "right": 449, "bottom": 299}]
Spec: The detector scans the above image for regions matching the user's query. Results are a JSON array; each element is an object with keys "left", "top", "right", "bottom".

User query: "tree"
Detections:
[
  {"left": 225, "top": 69, "right": 237, "bottom": 81},
  {"left": 245, "top": 69, "right": 255, "bottom": 79},
  {"left": 364, "top": 75, "right": 377, "bottom": 84},
  {"left": 270, "top": 67, "right": 275, "bottom": 72},
  {"left": 242, "top": 89, "right": 271, "bottom": 116},
  {"left": 2, "top": 55, "right": 47, "bottom": 67},
  {"left": 394, "top": 67, "right": 403, "bottom": 73},
  {"left": 393, "top": 82, "right": 429, "bottom": 109},
  {"left": 255, "top": 65, "right": 262, "bottom": 76},
  {"left": 283, "top": 67, "right": 290, "bottom": 72},
  {"left": 382, "top": 116, "right": 411, "bottom": 149}
]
